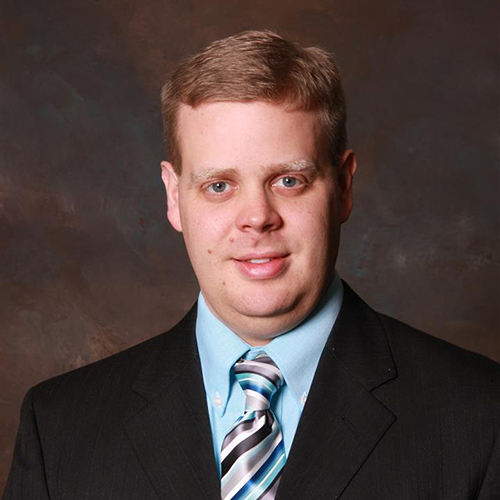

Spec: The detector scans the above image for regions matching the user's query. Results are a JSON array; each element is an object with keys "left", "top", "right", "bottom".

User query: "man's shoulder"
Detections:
[
  {"left": 340, "top": 281, "right": 499, "bottom": 387},
  {"left": 377, "top": 310, "right": 500, "bottom": 398},
  {"left": 28, "top": 306, "right": 197, "bottom": 415}
]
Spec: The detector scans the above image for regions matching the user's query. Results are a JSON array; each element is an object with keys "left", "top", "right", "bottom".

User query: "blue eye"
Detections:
[
  {"left": 276, "top": 176, "right": 301, "bottom": 188},
  {"left": 207, "top": 182, "right": 228, "bottom": 193}
]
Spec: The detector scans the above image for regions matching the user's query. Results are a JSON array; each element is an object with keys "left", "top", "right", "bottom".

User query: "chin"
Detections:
[{"left": 232, "top": 289, "right": 300, "bottom": 319}]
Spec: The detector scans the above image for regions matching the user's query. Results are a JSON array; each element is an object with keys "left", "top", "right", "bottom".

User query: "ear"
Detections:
[
  {"left": 337, "top": 150, "right": 357, "bottom": 224},
  {"left": 160, "top": 161, "right": 183, "bottom": 232}
]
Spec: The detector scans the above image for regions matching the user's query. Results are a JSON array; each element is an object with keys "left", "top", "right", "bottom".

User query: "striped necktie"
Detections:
[{"left": 220, "top": 353, "right": 286, "bottom": 500}]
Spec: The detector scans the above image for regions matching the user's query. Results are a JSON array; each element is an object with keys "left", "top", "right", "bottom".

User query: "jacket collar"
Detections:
[
  {"left": 124, "top": 305, "right": 221, "bottom": 500},
  {"left": 327, "top": 281, "right": 397, "bottom": 390},
  {"left": 276, "top": 282, "right": 397, "bottom": 499}
]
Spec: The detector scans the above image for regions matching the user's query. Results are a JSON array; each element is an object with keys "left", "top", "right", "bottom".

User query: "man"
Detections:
[{"left": 4, "top": 30, "right": 499, "bottom": 500}]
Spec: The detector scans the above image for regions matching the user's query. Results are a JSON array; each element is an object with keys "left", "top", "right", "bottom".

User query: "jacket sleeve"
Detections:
[{"left": 2, "top": 388, "right": 51, "bottom": 500}]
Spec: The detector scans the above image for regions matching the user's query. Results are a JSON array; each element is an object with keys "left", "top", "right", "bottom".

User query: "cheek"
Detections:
[
  {"left": 182, "top": 205, "right": 231, "bottom": 250},
  {"left": 288, "top": 201, "right": 338, "bottom": 264},
  {"left": 289, "top": 201, "right": 331, "bottom": 242}
]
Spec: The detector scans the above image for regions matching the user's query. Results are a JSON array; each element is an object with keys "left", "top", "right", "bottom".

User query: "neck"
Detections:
[{"left": 202, "top": 275, "right": 338, "bottom": 345}]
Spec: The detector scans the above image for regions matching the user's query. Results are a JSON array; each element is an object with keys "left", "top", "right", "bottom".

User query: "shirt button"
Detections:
[
  {"left": 214, "top": 392, "right": 222, "bottom": 408},
  {"left": 301, "top": 391, "right": 308, "bottom": 406}
]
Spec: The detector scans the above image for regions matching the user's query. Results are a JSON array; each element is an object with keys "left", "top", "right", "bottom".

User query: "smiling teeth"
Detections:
[{"left": 248, "top": 259, "right": 272, "bottom": 264}]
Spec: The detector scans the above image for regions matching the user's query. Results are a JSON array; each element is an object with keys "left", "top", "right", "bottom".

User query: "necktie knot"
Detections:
[{"left": 235, "top": 353, "right": 284, "bottom": 411}]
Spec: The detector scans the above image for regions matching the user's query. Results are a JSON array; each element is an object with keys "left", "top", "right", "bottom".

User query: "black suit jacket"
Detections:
[{"left": 4, "top": 283, "right": 500, "bottom": 499}]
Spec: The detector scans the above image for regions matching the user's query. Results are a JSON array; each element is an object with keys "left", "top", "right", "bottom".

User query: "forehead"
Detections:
[{"left": 176, "top": 101, "right": 327, "bottom": 172}]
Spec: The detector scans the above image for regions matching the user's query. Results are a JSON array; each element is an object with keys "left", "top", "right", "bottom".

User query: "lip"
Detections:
[
  {"left": 235, "top": 251, "right": 288, "bottom": 261},
  {"left": 233, "top": 253, "right": 290, "bottom": 280}
]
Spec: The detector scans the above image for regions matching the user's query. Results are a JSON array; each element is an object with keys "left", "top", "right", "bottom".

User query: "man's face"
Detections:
[{"left": 162, "top": 101, "right": 356, "bottom": 345}]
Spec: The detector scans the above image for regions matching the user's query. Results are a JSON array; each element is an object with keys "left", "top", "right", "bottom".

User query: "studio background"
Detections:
[{"left": 0, "top": 0, "right": 498, "bottom": 492}]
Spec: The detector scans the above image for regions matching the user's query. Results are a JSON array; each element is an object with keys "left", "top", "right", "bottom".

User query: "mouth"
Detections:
[
  {"left": 242, "top": 258, "right": 273, "bottom": 264},
  {"left": 235, "top": 252, "right": 289, "bottom": 262},
  {"left": 233, "top": 253, "right": 290, "bottom": 279}
]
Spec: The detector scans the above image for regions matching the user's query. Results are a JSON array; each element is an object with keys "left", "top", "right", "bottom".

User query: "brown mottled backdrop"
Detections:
[{"left": 1, "top": 0, "right": 498, "bottom": 492}]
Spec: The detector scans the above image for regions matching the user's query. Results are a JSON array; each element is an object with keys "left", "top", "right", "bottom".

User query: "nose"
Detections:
[{"left": 235, "top": 190, "right": 282, "bottom": 234}]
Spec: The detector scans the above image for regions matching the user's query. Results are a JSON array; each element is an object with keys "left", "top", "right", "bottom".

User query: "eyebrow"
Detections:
[
  {"left": 188, "top": 160, "right": 321, "bottom": 187},
  {"left": 262, "top": 159, "right": 321, "bottom": 177},
  {"left": 188, "top": 167, "right": 239, "bottom": 187}
]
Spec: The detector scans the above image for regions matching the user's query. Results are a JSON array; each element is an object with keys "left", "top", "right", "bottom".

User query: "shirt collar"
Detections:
[
  {"left": 196, "top": 273, "right": 344, "bottom": 415},
  {"left": 196, "top": 295, "right": 249, "bottom": 415}
]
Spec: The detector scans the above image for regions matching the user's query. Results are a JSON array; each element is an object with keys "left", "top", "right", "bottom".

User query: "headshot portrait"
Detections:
[{"left": 1, "top": 0, "right": 499, "bottom": 499}]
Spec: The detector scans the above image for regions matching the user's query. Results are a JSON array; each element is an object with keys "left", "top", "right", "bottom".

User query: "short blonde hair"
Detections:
[{"left": 161, "top": 30, "right": 347, "bottom": 174}]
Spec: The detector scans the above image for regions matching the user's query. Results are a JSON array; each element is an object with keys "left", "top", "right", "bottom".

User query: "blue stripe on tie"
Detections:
[
  {"left": 236, "top": 372, "right": 277, "bottom": 391},
  {"left": 243, "top": 457, "right": 284, "bottom": 500},
  {"left": 231, "top": 440, "right": 285, "bottom": 500},
  {"left": 236, "top": 373, "right": 277, "bottom": 392},
  {"left": 235, "top": 366, "right": 280, "bottom": 386},
  {"left": 239, "top": 382, "right": 272, "bottom": 399},
  {"left": 244, "top": 442, "right": 285, "bottom": 500}
]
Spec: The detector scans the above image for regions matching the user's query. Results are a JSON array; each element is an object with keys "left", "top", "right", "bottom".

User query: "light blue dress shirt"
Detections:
[{"left": 196, "top": 273, "right": 344, "bottom": 476}]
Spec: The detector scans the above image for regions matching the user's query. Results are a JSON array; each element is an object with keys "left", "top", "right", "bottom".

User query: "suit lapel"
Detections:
[
  {"left": 123, "top": 307, "right": 220, "bottom": 500},
  {"left": 277, "top": 283, "right": 398, "bottom": 500}
]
